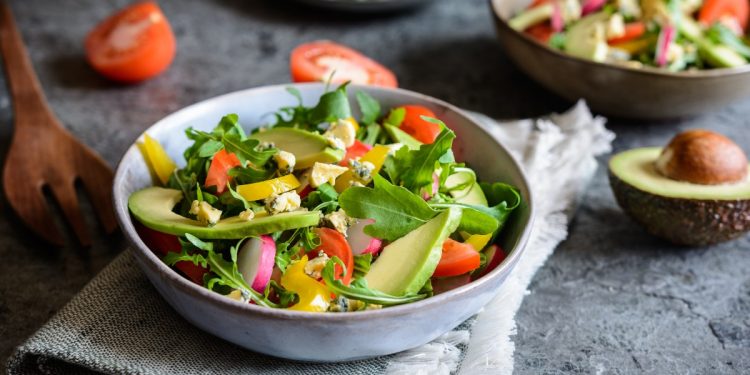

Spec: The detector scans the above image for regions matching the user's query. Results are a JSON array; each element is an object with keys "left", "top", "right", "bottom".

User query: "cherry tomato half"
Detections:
[
  {"left": 397, "top": 105, "right": 442, "bottom": 144},
  {"left": 433, "top": 239, "right": 481, "bottom": 278},
  {"left": 291, "top": 40, "right": 397, "bottom": 88},
  {"left": 85, "top": 1, "right": 176, "bottom": 83},
  {"left": 313, "top": 228, "right": 354, "bottom": 285}
]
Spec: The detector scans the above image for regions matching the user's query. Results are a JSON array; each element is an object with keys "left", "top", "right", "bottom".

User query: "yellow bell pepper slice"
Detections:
[
  {"left": 610, "top": 37, "right": 655, "bottom": 55},
  {"left": 237, "top": 174, "right": 300, "bottom": 202},
  {"left": 282, "top": 256, "right": 331, "bottom": 312},
  {"left": 335, "top": 144, "right": 391, "bottom": 192},
  {"left": 139, "top": 134, "right": 177, "bottom": 186},
  {"left": 460, "top": 231, "right": 491, "bottom": 252}
]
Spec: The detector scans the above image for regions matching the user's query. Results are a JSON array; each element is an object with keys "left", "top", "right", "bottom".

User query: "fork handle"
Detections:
[{"left": 0, "top": 2, "right": 57, "bottom": 128}]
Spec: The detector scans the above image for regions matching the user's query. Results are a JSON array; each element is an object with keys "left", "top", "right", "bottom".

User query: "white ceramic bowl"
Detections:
[{"left": 113, "top": 83, "right": 533, "bottom": 361}]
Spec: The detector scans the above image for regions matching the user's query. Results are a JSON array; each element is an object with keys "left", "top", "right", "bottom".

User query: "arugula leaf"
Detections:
[
  {"left": 266, "top": 280, "right": 297, "bottom": 307},
  {"left": 228, "top": 165, "right": 273, "bottom": 185},
  {"left": 339, "top": 174, "right": 437, "bottom": 241},
  {"left": 430, "top": 202, "right": 499, "bottom": 235},
  {"left": 286, "top": 86, "right": 303, "bottom": 105},
  {"left": 197, "top": 139, "right": 224, "bottom": 158},
  {"left": 309, "top": 87, "right": 352, "bottom": 124},
  {"left": 213, "top": 114, "right": 246, "bottom": 139},
  {"left": 222, "top": 134, "right": 276, "bottom": 166},
  {"left": 386, "top": 127, "right": 456, "bottom": 192},
  {"left": 322, "top": 257, "right": 426, "bottom": 306},
  {"left": 167, "top": 234, "right": 278, "bottom": 307},
  {"left": 353, "top": 253, "right": 373, "bottom": 279},
  {"left": 360, "top": 123, "right": 383, "bottom": 145},
  {"left": 355, "top": 91, "right": 380, "bottom": 125}
]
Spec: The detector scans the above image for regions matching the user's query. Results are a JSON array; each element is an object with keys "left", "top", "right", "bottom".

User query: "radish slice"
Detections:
[
  {"left": 421, "top": 172, "right": 440, "bottom": 200},
  {"left": 581, "top": 0, "right": 605, "bottom": 15},
  {"left": 237, "top": 235, "right": 276, "bottom": 293},
  {"left": 551, "top": 0, "right": 564, "bottom": 32},
  {"left": 655, "top": 24, "right": 675, "bottom": 67},
  {"left": 346, "top": 219, "right": 383, "bottom": 255}
]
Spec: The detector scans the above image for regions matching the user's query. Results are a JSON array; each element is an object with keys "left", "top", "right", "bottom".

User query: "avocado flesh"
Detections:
[
  {"left": 384, "top": 124, "right": 422, "bottom": 150},
  {"left": 129, "top": 187, "right": 321, "bottom": 239},
  {"left": 250, "top": 128, "right": 344, "bottom": 170},
  {"left": 609, "top": 147, "right": 750, "bottom": 246},
  {"left": 365, "top": 207, "right": 462, "bottom": 296}
]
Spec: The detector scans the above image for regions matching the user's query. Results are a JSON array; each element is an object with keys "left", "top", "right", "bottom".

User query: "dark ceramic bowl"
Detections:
[
  {"left": 113, "top": 83, "right": 534, "bottom": 361},
  {"left": 490, "top": 0, "right": 750, "bottom": 119}
]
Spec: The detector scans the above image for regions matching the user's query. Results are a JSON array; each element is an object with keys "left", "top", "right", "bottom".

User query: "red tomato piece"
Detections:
[
  {"left": 699, "top": 0, "right": 749, "bottom": 30},
  {"left": 526, "top": 23, "right": 555, "bottom": 43},
  {"left": 85, "top": 1, "right": 176, "bottom": 83},
  {"left": 339, "top": 140, "right": 373, "bottom": 166},
  {"left": 205, "top": 149, "right": 242, "bottom": 195},
  {"left": 313, "top": 228, "right": 354, "bottom": 285},
  {"left": 607, "top": 22, "right": 647, "bottom": 45},
  {"left": 397, "top": 105, "right": 442, "bottom": 144},
  {"left": 433, "top": 239, "right": 481, "bottom": 278},
  {"left": 134, "top": 223, "right": 207, "bottom": 285},
  {"left": 290, "top": 40, "right": 398, "bottom": 88}
]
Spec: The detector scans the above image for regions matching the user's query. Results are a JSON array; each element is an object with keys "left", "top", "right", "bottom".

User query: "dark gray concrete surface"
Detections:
[{"left": 0, "top": 0, "right": 748, "bottom": 373}]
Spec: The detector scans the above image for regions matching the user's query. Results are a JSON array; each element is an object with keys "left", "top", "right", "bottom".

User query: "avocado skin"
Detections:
[{"left": 609, "top": 171, "right": 750, "bottom": 246}]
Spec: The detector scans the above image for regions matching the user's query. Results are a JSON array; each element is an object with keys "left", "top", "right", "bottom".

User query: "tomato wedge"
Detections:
[
  {"left": 85, "top": 1, "right": 176, "bottom": 83},
  {"left": 433, "top": 239, "right": 481, "bottom": 278},
  {"left": 290, "top": 41, "right": 398, "bottom": 88},
  {"left": 339, "top": 140, "right": 373, "bottom": 166},
  {"left": 607, "top": 22, "right": 647, "bottom": 45},
  {"left": 313, "top": 228, "right": 354, "bottom": 285},
  {"left": 205, "top": 149, "right": 242, "bottom": 195},
  {"left": 135, "top": 223, "right": 207, "bottom": 285},
  {"left": 699, "top": 0, "right": 749, "bottom": 30},
  {"left": 526, "top": 23, "right": 555, "bottom": 43},
  {"left": 397, "top": 105, "right": 442, "bottom": 144}
]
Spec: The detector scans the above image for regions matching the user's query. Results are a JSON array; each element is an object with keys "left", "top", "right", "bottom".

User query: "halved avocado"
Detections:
[
  {"left": 250, "top": 128, "right": 344, "bottom": 169},
  {"left": 609, "top": 147, "right": 750, "bottom": 246},
  {"left": 129, "top": 187, "right": 321, "bottom": 239}
]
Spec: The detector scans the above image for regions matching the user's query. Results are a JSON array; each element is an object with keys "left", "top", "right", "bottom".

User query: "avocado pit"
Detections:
[
  {"left": 655, "top": 130, "right": 748, "bottom": 185},
  {"left": 609, "top": 130, "right": 750, "bottom": 246}
]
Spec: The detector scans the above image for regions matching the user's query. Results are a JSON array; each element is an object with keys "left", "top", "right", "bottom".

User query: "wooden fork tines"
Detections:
[{"left": 0, "top": 2, "right": 117, "bottom": 246}]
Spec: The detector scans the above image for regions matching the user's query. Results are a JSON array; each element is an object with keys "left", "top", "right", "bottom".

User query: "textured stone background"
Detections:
[{"left": 0, "top": 0, "right": 748, "bottom": 373}]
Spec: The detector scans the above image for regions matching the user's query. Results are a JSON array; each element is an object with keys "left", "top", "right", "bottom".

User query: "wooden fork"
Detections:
[{"left": 0, "top": 2, "right": 117, "bottom": 246}]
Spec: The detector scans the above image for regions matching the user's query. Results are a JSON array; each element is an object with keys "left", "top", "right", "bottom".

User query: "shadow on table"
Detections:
[{"left": 394, "top": 36, "right": 570, "bottom": 119}]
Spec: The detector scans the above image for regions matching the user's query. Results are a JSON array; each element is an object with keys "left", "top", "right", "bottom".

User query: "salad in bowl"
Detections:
[
  {"left": 509, "top": 0, "right": 750, "bottom": 70},
  {"left": 128, "top": 84, "right": 521, "bottom": 313}
]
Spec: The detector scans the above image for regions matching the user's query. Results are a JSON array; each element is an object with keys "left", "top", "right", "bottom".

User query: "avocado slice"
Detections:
[
  {"left": 445, "top": 168, "right": 488, "bottom": 206},
  {"left": 565, "top": 12, "right": 610, "bottom": 62},
  {"left": 365, "top": 207, "right": 462, "bottom": 296},
  {"left": 250, "top": 128, "right": 344, "bottom": 170},
  {"left": 384, "top": 124, "right": 422, "bottom": 150},
  {"left": 609, "top": 147, "right": 750, "bottom": 246},
  {"left": 129, "top": 187, "right": 321, "bottom": 239},
  {"left": 679, "top": 18, "right": 747, "bottom": 68}
]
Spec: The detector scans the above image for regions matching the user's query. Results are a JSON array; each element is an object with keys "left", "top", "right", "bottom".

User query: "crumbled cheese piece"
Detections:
[
  {"left": 304, "top": 251, "right": 330, "bottom": 279},
  {"left": 309, "top": 162, "right": 348, "bottom": 187},
  {"left": 324, "top": 119, "right": 357, "bottom": 148},
  {"left": 324, "top": 210, "right": 353, "bottom": 236},
  {"left": 190, "top": 200, "right": 222, "bottom": 226},
  {"left": 264, "top": 191, "right": 301, "bottom": 215},
  {"left": 324, "top": 134, "right": 346, "bottom": 151},
  {"left": 350, "top": 180, "right": 365, "bottom": 187},
  {"left": 349, "top": 158, "right": 375, "bottom": 183},
  {"left": 606, "top": 14, "right": 625, "bottom": 40},
  {"left": 328, "top": 296, "right": 350, "bottom": 312},
  {"left": 666, "top": 43, "right": 685, "bottom": 65},
  {"left": 239, "top": 209, "right": 255, "bottom": 221},
  {"left": 274, "top": 150, "right": 296, "bottom": 175},
  {"left": 561, "top": 0, "right": 582, "bottom": 23}
]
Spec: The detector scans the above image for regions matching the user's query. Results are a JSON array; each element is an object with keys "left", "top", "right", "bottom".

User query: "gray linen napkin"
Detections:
[{"left": 7, "top": 105, "right": 612, "bottom": 375}]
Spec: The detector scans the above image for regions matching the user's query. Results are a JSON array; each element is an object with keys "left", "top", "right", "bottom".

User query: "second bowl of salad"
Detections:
[
  {"left": 113, "top": 83, "right": 533, "bottom": 361},
  {"left": 491, "top": 0, "right": 750, "bottom": 119}
]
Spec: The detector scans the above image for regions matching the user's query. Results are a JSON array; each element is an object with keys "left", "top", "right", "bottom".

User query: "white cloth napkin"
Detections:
[{"left": 384, "top": 101, "right": 614, "bottom": 374}]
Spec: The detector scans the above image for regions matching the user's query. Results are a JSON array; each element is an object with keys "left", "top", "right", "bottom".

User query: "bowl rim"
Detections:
[
  {"left": 489, "top": 0, "right": 750, "bottom": 80},
  {"left": 113, "top": 82, "right": 535, "bottom": 321}
]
